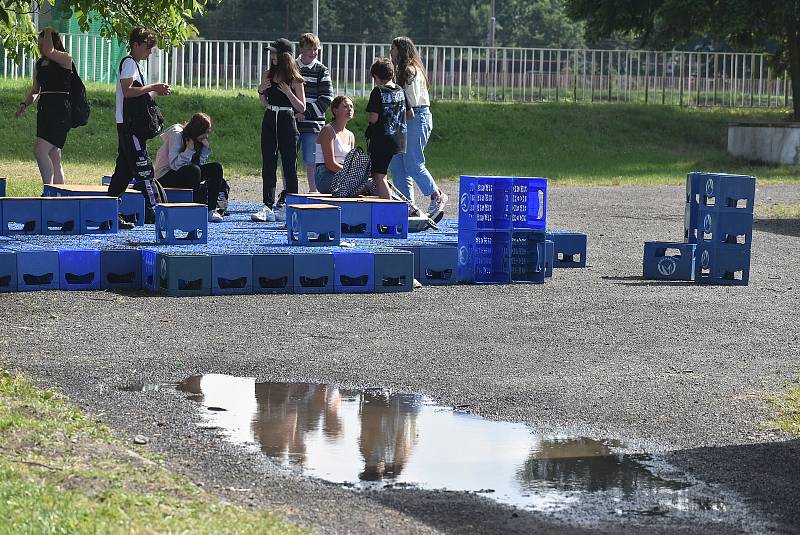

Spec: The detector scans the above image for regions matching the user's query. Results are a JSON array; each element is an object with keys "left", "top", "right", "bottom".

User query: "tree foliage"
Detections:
[
  {"left": 1, "top": 0, "right": 217, "bottom": 62},
  {"left": 194, "top": 0, "right": 585, "bottom": 48},
  {"left": 565, "top": 0, "right": 800, "bottom": 116}
]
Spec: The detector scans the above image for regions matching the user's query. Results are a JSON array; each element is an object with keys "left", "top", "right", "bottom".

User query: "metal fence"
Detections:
[{"left": 2, "top": 34, "right": 793, "bottom": 108}]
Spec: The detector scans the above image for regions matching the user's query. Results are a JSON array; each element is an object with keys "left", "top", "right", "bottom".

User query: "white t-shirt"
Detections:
[
  {"left": 116, "top": 57, "right": 143, "bottom": 124},
  {"left": 403, "top": 71, "right": 430, "bottom": 108}
]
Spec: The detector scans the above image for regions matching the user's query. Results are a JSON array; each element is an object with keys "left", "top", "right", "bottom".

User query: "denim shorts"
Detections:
[
  {"left": 298, "top": 132, "right": 318, "bottom": 165},
  {"left": 315, "top": 164, "right": 336, "bottom": 194}
]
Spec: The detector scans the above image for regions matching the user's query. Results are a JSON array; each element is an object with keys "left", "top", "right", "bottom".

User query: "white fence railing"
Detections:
[{"left": 2, "top": 34, "right": 793, "bottom": 108}]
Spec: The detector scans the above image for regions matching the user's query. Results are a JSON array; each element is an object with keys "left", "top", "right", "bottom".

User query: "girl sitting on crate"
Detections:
[{"left": 154, "top": 112, "right": 228, "bottom": 223}]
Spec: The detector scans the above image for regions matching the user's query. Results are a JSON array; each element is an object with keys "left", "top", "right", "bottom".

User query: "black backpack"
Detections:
[
  {"left": 119, "top": 56, "right": 163, "bottom": 140},
  {"left": 69, "top": 63, "right": 89, "bottom": 128}
]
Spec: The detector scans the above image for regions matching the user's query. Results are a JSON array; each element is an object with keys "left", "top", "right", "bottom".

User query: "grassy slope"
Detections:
[
  {"left": 0, "top": 370, "right": 306, "bottom": 534},
  {"left": 1, "top": 78, "right": 799, "bottom": 197}
]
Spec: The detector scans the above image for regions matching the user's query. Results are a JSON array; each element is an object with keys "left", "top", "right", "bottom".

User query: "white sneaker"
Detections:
[
  {"left": 273, "top": 205, "right": 286, "bottom": 222},
  {"left": 251, "top": 205, "right": 276, "bottom": 222},
  {"left": 427, "top": 192, "right": 449, "bottom": 219},
  {"left": 208, "top": 210, "right": 223, "bottom": 223}
]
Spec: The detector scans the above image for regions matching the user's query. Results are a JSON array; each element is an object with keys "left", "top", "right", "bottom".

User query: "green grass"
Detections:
[
  {"left": 772, "top": 380, "right": 800, "bottom": 435},
  {"left": 0, "top": 369, "right": 306, "bottom": 535},
  {"left": 761, "top": 203, "right": 800, "bottom": 218},
  {"left": 2, "top": 78, "right": 800, "bottom": 198}
]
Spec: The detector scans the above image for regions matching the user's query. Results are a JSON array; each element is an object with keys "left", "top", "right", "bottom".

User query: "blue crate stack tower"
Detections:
[
  {"left": 456, "top": 175, "right": 549, "bottom": 284},
  {"left": 643, "top": 171, "right": 755, "bottom": 285}
]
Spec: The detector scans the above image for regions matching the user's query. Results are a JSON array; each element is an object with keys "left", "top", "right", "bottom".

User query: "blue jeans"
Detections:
[{"left": 390, "top": 106, "right": 436, "bottom": 203}]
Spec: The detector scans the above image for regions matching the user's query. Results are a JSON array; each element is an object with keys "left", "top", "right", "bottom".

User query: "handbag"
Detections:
[
  {"left": 119, "top": 56, "right": 164, "bottom": 140},
  {"left": 330, "top": 147, "right": 372, "bottom": 198},
  {"left": 68, "top": 63, "right": 89, "bottom": 128}
]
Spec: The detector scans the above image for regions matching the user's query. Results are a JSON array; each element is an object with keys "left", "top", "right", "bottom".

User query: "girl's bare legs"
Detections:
[
  {"left": 372, "top": 173, "right": 391, "bottom": 199},
  {"left": 33, "top": 137, "right": 55, "bottom": 184},
  {"left": 49, "top": 146, "right": 65, "bottom": 184}
]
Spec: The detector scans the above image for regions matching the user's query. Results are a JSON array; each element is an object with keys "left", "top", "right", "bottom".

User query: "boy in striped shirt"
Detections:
[{"left": 294, "top": 33, "right": 333, "bottom": 194}]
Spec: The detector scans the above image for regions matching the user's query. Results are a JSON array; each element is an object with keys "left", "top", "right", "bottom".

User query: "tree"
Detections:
[
  {"left": 1, "top": 0, "right": 218, "bottom": 62},
  {"left": 565, "top": 0, "right": 799, "bottom": 117}
]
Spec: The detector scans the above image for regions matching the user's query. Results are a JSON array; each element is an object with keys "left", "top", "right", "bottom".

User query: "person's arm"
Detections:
[
  {"left": 258, "top": 73, "right": 270, "bottom": 107},
  {"left": 168, "top": 131, "right": 196, "bottom": 171},
  {"left": 318, "top": 126, "right": 343, "bottom": 173},
  {"left": 405, "top": 91, "right": 414, "bottom": 120},
  {"left": 278, "top": 80, "right": 306, "bottom": 113},
  {"left": 366, "top": 87, "right": 380, "bottom": 125},
  {"left": 15, "top": 77, "right": 40, "bottom": 118},
  {"left": 119, "top": 58, "right": 170, "bottom": 99},
  {"left": 40, "top": 28, "right": 72, "bottom": 70}
]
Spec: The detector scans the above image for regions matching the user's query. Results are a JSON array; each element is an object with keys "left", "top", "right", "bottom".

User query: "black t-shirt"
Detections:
[
  {"left": 36, "top": 57, "right": 72, "bottom": 92},
  {"left": 366, "top": 83, "right": 409, "bottom": 153}
]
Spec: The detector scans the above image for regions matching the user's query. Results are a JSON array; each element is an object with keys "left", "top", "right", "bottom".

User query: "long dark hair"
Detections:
[
  {"left": 267, "top": 51, "right": 303, "bottom": 83},
  {"left": 38, "top": 29, "right": 66, "bottom": 53},
  {"left": 392, "top": 36, "right": 427, "bottom": 88},
  {"left": 181, "top": 113, "right": 212, "bottom": 150}
]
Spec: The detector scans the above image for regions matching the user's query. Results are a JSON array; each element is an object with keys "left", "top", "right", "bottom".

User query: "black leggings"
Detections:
[
  {"left": 261, "top": 109, "right": 298, "bottom": 207},
  {"left": 159, "top": 163, "right": 223, "bottom": 211}
]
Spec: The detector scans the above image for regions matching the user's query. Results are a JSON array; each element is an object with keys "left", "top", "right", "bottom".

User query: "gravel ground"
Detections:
[{"left": 2, "top": 183, "right": 799, "bottom": 534}]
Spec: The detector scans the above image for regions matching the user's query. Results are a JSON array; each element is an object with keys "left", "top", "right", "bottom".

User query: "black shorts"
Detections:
[{"left": 368, "top": 136, "right": 399, "bottom": 175}]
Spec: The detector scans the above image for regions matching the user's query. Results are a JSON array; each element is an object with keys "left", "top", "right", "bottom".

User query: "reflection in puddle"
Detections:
[{"left": 156, "top": 375, "right": 727, "bottom": 515}]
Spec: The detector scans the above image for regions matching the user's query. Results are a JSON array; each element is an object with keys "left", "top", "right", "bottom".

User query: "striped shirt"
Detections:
[{"left": 296, "top": 57, "right": 334, "bottom": 133}]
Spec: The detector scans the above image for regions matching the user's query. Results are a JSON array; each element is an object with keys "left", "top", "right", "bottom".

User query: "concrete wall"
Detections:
[{"left": 728, "top": 123, "right": 800, "bottom": 165}]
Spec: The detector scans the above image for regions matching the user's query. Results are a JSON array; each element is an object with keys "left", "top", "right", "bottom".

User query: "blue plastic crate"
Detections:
[
  {"left": 643, "top": 241, "right": 696, "bottom": 281},
  {"left": 698, "top": 209, "right": 753, "bottom": 250},
  {"left": 0, "top": 250, "right": 17, "bottom": 292},
  {"left": 101, "top": 249, "right": 142, "bottom": 290},
  {"left": 458, "top": 175, "right": 513, "bottom": 230},
  {"left": 17, "top": 250, "right": 59, "bottom": 291},
  {"left": 120, "top": 191, "right": 146, "bottom": 226},
  {"left": 333, "top": 251, "right": 374, "bottom": 293},
  {"left": 548, "top": 231, "right": 588, "bottom": 268},
  {"left": 684, "top": 202, "right": 699, "bottom": 243},
  {"left": 545, "top": 239, "right": 554, "bottom": 277},
  {"left": 457, "top": 230, "right": 512, "bottom": 284},
  {"left": 79, "top": 197, "right": 118, "bottom": 234},
  {"left": 293, "top": 252, "right": 334, "bottom": 293},
  {"left": 695, "top": 244, "right": 750, "bottom": 286},
  {"left": 510, "top": 230, "right": 546, "bottom": 284},
  {"left": 374, "top": 251, "right": 414, "bottom": 293},
  {"left": 371, "top": 200, "right": 407, "bottom": 238},
  {"left": 157, "top": 253, "right": 212, "bottom": 296},
  {"left": 58, "top": 249, "right": 101, "bottom": 290},
  {"left": 323, "top": 198, "right": 372, "bottom": 238},
  {"left": 0, "top": 177, "right": 6, "bottom": 197},
  {"left": 686, "top": 172, "right": 709, "bottom": 205},
  {"left": 286, "top": 193, "right": 331, "bottom": 206},
  {"left": 418, "top": 245, "right": 458, "bottom": 285},
  {"left": 155, "top": 203, "right": 208, "bottom": 245},
  {"left": 287, "top": 204, "right": 341, "bottom": 246},
  {"left": 2, "top": 198, "right": 42, "bottom": 235},
  {"left": 211, "top": 253, "right": 253, "bottom": 295},
  {"left": 510, "top": 177, "right": 547, "bottom": 230},
  {"left": 253, "top": 253, "right": 294, "bottom": 293},
  {"left": 141, "top": 249, "right": 159, "bottom": 291},
  {"left": 699, "top": 173, "right": 756, "bottom": 212},
  {"left": 41, "top": 198, "right": 80, "bottom": 235},
  {"left": 164, "top": 187, "right": 194, "bottom": 203}
]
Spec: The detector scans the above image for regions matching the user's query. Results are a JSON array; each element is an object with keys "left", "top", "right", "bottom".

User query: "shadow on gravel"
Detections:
[
  {"left": 753, "top": 218, "right": 800, "bottom": 238},
  {"left": 601, "top": 276, "right": 696, "bottom": 287},
  {"left": 669, "top": 438, "right": 800, "bottom": 533}
]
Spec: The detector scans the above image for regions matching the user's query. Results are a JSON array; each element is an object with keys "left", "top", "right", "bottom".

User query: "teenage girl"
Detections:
[
  {"left": 252, "top": 38, "right": 306, "bottom": 223},
  {"left": 15, "top": 28, "right": 73, "bottom": 185}
]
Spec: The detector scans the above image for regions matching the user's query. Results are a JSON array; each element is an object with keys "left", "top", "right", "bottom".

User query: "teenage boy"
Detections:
[
  {"left": 107, "top": 26, "right": 170, "bottom": 228},
  {"left": 365, "top": 58, "right": 413, "bottom": 199},
  {"left": 295, "top": 33, "right": 333, "bottom": 193}
]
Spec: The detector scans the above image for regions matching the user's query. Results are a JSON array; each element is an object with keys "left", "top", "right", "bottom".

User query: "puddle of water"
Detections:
[{"left": 126, "top": 374, "right": 728, "bottom": 516}]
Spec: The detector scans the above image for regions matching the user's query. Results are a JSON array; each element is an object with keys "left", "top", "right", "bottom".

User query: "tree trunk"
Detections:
[{"left": 788, "top": 26, "right": 800, "bottom": 119}]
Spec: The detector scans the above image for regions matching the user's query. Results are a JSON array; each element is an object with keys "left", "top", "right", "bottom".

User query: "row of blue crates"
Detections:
[
  {"left": 0, "top": 196, "right": 119, "bottom": 236},
  {"left": 644, "top": 171, "right": 755, "bottom": 285},
  {"left": 458, "top": 175, "right": 548, "bottom": 231},
  {"left": 285, "top": 194, "right": 409, "bottom": 240}
]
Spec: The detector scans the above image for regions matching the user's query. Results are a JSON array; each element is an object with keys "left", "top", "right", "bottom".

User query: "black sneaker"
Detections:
[
  {"left": 118, "top": 215, "right": 134, "bottom": 230},
  {"left": 276, "top": 189, "right": 288, "bottom": 208}
]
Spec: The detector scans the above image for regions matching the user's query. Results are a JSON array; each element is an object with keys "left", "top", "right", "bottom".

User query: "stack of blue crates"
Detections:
[
  {"left": 643, "top": 171, "right": 755, "bottom": 285},
  {"left": 456, "top": 175, "right": 548, "bottom": 284}
]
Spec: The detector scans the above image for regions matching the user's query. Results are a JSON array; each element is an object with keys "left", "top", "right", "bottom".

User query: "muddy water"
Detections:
[{"left": 126, "top": 374, "right": 729, "bottom": 517}]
